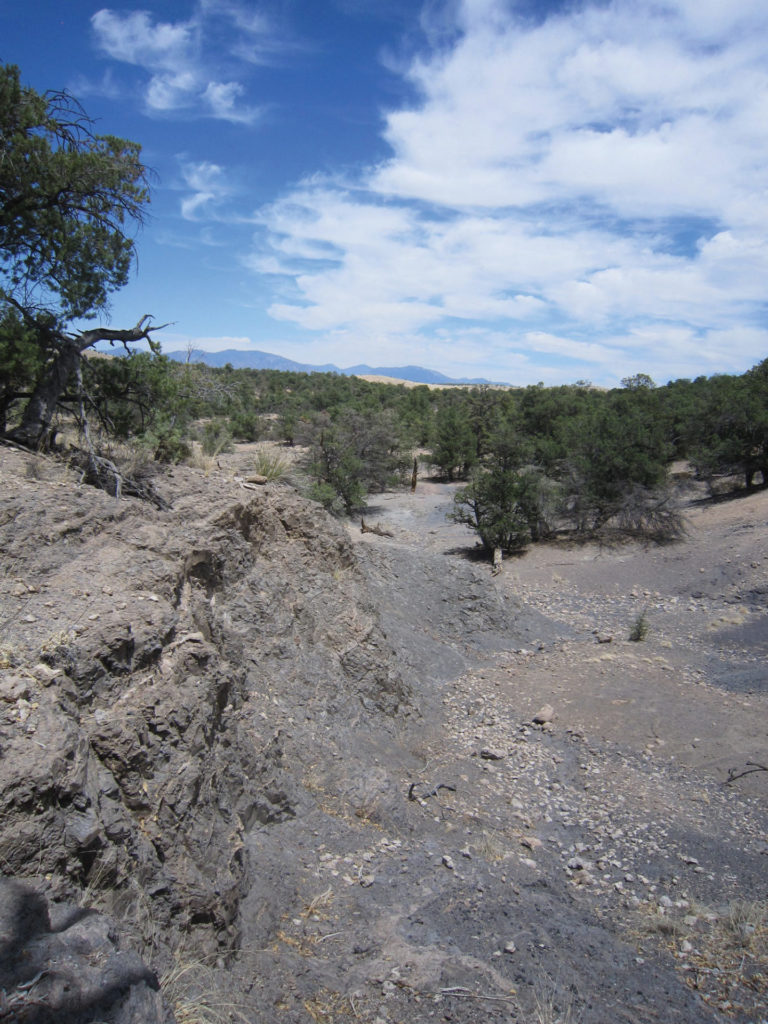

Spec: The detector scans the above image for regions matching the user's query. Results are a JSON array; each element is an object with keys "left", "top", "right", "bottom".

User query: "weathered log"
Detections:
[{"left": 360, "top": 518, "right": 394, "bottom": 538}]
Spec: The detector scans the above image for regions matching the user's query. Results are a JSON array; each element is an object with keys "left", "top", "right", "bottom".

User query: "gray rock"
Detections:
[
  {"left": 533, "top": 703, "right": 555, "bottom": 725},
  {"left": 480, "top": 747, "right": 505, "bottom": 761},
  {"left": 0, "top": 879, "right": 166, "bottom": 1023}
]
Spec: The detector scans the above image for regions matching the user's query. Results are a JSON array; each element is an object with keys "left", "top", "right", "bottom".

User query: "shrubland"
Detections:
[
  {"left": 4, "top": 335, "right": 767, "bottom": 553},
  {"left": 1, "top": 59, "right": 766, "bottom": 555}
]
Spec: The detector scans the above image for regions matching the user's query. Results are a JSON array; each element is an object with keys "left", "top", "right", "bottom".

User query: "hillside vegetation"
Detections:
[{"left": 6, "top": 345, "right": 768, "bottom": 547}]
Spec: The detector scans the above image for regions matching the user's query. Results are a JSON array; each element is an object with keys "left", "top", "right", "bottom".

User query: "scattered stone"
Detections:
[
  {"left": 520, "top": 836, "right": 542, "bottom": 851},
  {"left": 29, "top": 663, "right": 62, "bottom": 684},
  {"left": 532, "top": 704, "right": 555, "bottom": 725},
  {"left": 567, "top": 856, "right": 587, "bottom": 871},
  {"left": 572, "top": 869, "right": 596, "bottom": 886},
  {"left": 0, "top": 675, "right": 30, "bottom": 702},
  {"left": 442, "top": 855, "right": 455, "bottom": 871},
  {"left": 480, "top": 747, "right": 505, "bottom": 761}
]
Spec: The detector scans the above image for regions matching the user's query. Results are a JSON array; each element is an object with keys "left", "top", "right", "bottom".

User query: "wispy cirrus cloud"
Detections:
[
  {"left": 179, "top": 161, "right": 232, "bottom": 221},
  {"left": 244, "top": 0, "right": 768, "bottom": 384},
  {"left": 91, "top": 4, "right": 267, "bottom": 122}
]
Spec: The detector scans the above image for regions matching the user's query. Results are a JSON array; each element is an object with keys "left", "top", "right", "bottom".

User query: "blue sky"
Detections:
[{"left": 2, "top": 0, "right": 768, "bottom": 386}]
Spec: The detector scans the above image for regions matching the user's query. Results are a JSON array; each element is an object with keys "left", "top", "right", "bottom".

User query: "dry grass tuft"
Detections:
[
  {"left": 252, "top": 450, "right": 291, "bottom": 481},
  {"left": 474, "top": 830, "right": 509, "bottom": 864},
  {"left": 531, "top": 971, "right": 578, "bottom": 1024},
  {"left": 0, "top": 644, "right": 17, "bottom": 669},
  {"left": 302, "top": 990, "right": 364, "bottom": 1023},
  {"left": 161, "top": 956, "right": 250, "bottom": 1024},
  {"left": 301, "top": 886, "right": 334, "bottom": 920},
  {"left": 635, "top": 899, "right": 768, "bottom": 1018},
  {"left": 186, "top": 443, "right": 219, "bottom": 476},
  {"left": 39, "top": 628, "right": 76, "bottom": 659}
]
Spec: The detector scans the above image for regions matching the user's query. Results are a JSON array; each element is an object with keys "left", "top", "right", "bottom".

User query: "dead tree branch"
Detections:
[
  {"left": 361, "top": 518, "right": 393, "bottom": 537},
  {"left": 724, "top": 762, "right": 768, "bottom": 786}
]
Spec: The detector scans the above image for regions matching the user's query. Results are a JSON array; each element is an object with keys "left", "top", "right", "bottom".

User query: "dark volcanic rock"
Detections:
[
  {"left": 1, "top": 449, "right": 766, "bottom": 1024},
  {"left": 0, "top": 878, "right": 166, "bottom": 1023},
  {"left": 0, "top": 462, "right": 411, "bottom": 976}
]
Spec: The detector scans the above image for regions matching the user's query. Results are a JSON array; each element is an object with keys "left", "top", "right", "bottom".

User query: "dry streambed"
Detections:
[
  {"left": 0, "top": 450, "right": 766, "bottom": 1023},
  {"left": 340, "top": 481, "right": 768, "bottom": 1022}
]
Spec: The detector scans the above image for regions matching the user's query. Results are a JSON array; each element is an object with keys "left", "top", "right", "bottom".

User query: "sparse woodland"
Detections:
[
  {"left": 5, "top": 338, "right": 768, "bottom": 550},
  {"left": 2, "top": 60, "right": 767, "bottom": 557}
]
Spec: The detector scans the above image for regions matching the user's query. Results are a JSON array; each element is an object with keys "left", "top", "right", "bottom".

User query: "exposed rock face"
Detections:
[
  {"left": 0, "top": 455, "right": 412, "bottom": 1011},
  {"left": 2, "top": 450, "right": 766, "bottom": 1024}
]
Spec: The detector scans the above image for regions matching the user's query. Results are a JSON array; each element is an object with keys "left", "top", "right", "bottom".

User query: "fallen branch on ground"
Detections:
[
  {"left": 724, "top": 762, "right": 768, "bottom": 786},
  {"left": 361, "top": 518, "right": 393, "bottom": 537},
  {"left": 408, "top": 782, "right": 456, "bottom": 801},
  {"left": 68, "top": 448, "right": 171, "bottom": 510}
]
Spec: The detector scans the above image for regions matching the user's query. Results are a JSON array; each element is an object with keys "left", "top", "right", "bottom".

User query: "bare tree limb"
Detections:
[
  {"left": 75, "top": 315, "right": 174, "bottom": 353},
  {"left": 724, "top": 762, "right": 768, "bottom": 786}
]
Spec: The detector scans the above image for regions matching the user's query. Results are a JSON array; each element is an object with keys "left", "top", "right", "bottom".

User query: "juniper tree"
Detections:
[{"left": 0, "top": 63, "right": 166, "bottom": 447}]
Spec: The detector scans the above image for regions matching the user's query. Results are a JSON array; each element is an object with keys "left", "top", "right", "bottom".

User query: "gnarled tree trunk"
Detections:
[
  {"left": 8, "top": 336, "right": 82, "bottom": 448},
  {"left": 6, "top": 316, "right": 168, "bottom": 449}
]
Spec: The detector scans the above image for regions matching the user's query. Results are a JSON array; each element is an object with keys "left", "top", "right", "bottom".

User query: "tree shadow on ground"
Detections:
[
  {"left": 0, "top": 877, "right": 161, "bottom": 1023},
  {"left": 689, "top": 483, "right": 768, "bottom": 508}
]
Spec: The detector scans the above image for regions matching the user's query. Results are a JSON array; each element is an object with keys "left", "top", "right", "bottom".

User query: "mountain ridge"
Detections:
[{"left": 162, "top": 347, "right": 503, "bottom": 386}]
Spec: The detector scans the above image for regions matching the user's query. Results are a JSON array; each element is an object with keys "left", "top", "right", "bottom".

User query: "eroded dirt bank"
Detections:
[{"left": 0, "top": 448, "right": 766, "bottom": 1023}]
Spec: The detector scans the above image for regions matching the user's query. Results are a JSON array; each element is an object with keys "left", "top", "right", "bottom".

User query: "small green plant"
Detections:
[
  {"left": 200, "top": 419, "right": 233, "bottom": 456},
  {"left": 134, "top": 418, "right": 191, "bottom": 464},
  {"left": 252, "top": 450, "right": 290, "bottom": 481},
  {"left": 629, "top": 609, "right": 650, "bottom": 642}
]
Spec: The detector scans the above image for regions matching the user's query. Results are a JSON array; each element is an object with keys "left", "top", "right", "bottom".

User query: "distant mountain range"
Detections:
[{"left": 163, "top": 348, "right": 503, "bottom": 386}]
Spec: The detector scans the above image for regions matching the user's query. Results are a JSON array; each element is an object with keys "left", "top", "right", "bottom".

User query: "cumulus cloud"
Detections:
[
  {"left": 247, "top": 0, "right": 768, "bottom": 384},
  {"left": 91, "top": 4, "right": 265, "bottom": 121}
]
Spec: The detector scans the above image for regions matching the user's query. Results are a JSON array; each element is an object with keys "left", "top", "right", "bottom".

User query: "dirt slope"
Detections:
[{"left": 0, "top": 448, "right": 766, "bottom": 1023}]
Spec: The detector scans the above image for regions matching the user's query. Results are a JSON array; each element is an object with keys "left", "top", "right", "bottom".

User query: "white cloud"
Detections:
[
  {"left": 179, "top": 161, "right": 231, "bottom": 220},
  {"left": 248, "top": 0, "right": 768, "bottom": 384},
  {"left": 68, "top": 68, "right": 122, "bottom": 100},
  {"left": 202, "top": 82, "right": 261, "bottom": 124},
  {"left": 91, "top": 10, "right": 193, "bottom": 68},
  {"left": 146, "top": 71, "right": 199, "bottom": 113},
  {"left": 91, "top": 4, "right": 268, "bottom": 121}
]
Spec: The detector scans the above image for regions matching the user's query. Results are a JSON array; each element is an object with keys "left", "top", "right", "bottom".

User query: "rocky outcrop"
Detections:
[
  {"left": 0, "top": 454, "right": 412, "bottom": 1017},
  {"left": 5, "top": 450, "right": 764, "bottom": 1023}
]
